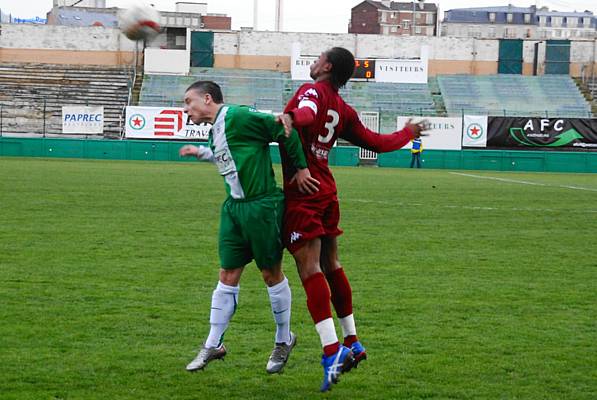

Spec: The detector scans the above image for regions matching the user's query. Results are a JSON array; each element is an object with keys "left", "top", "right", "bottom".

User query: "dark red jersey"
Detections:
[{"left": 281, "top": 80, "right": 415, "bottom": 199}]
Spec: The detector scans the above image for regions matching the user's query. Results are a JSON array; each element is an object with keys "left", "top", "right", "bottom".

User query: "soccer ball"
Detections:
[{"left": 119, "top": 4, "right": 161, "bottom": 41}]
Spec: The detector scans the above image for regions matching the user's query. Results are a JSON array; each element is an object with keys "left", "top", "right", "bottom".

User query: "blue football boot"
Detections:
[
  {"left": 320, "top": 345, "right": 355, "bottom": 392},
  {"left": 350, "top": 340, "right": 367, "bottom": 368}
]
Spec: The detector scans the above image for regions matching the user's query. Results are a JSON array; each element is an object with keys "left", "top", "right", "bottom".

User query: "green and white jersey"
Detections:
[{"left": 203, "top": 104, "right": 307, "bottom": 200}]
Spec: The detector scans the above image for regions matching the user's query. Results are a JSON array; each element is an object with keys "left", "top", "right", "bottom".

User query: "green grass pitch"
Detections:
[{"left": 1, "top": 157, "right": 596, "bottom": 399}]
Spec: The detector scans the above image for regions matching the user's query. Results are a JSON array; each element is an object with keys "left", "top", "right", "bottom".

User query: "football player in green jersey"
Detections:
[{"left": 180, "top": 81, "right": 319, "bottom": 374}]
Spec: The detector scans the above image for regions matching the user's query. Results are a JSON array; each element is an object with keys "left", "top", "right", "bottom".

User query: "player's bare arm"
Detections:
[
  {"left": 276, "top": 113, "right": 294, "bottom": 137},
  {"left": 179, "top": 145, "right": 199, "bottom": 157},
  {"left": 291, "top": 168, "right": 320, "bottom": 195},
  {"left": 404, "top": 119, "right": 429, "bottom": 138}
]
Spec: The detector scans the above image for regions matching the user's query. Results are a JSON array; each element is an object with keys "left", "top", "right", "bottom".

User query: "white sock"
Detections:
[
  {"left": 315, "top": 318, "right": 338, "bottom": 348},
  {"left": 339, "top": 314, "right": 357, "bottom": 338},
  {"left": 267, "top": 276, "right": 292, "bottom": 344},
  {"left": 205, "top": 281, "right": 239, "bottom": 348}
]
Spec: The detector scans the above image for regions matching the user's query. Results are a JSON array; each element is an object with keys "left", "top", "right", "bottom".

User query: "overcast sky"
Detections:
[{"left": 1, "top": 0, "right": 596, "bottom": 32}]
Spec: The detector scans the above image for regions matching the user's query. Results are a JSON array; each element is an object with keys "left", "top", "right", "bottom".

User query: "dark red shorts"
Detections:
[{"left": 283, "top": 194, "right": 343, "bottom": 253}]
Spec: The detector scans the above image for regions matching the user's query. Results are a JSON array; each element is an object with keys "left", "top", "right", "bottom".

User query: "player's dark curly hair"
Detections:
[
  {"left": 186, "top": 80, "right": 224, "bottom": 103},
  {"left": 326, "top": 47, "right": 355, "bottom": 89}
]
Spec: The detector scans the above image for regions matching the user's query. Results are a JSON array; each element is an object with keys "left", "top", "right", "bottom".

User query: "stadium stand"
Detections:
[
  {"left": 437, "top": 74, "right": 592, "bottom": 118},
  {"left": 140, "top": 68, "right": 438, "bottom": 133},
  {"left": 139, "top": 67, "right": 287, "bottom": 112},
  {"left": 0, "top": 63, "right": 133, "bottom": 137}
]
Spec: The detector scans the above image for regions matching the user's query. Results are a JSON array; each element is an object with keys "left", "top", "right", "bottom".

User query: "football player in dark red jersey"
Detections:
[{"left": 277, "top": 47, "right": 427, "bottom": 392}]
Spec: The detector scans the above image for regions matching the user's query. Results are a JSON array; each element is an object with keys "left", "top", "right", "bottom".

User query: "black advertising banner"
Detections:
[{"left": 487, "top": 117, "right": 597, "bottom": 150}]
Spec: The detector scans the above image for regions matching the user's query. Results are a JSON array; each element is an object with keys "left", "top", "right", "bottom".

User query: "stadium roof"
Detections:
[
  {"left": 362, "top": 1, "right": 438, "bottom": 12},
  {"left": 444, "top": 6, "right": 535, "bottom": 13}
]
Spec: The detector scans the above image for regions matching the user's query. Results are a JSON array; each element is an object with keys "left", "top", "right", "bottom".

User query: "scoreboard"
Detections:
[{"left": 354, "top": 59, "right": 375, "bottom": 80}]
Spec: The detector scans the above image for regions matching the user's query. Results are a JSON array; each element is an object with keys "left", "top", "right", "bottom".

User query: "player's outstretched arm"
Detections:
[
  {"left": 341, "top": 109, "right": 427, "bottom": 153},
  {"left": 179, "top": 144, "right": 214, "bottom": 161}
]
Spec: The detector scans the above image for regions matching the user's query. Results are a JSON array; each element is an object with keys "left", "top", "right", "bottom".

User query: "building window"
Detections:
[
  {"left": 184, "top": 17, "right": 190, "bottom": 26},
  {"left": 507, "top": 13, "right": 513, "bottom": 23},
  {"left": 488, "top": 26, "right": 496, "bottom": 37},
  {"left": 191, "top": 18, "right": 199, "bottom": 26},
  {"left": 489, "top": 12, "right": 496, "bottom": 23},
  {"left": 552, "top": 17, "right": 562, "bottom": 27},
  {"left": 426, "top": 13, "right": 433, "bottom": 24},
  {"left": 541, "top": 30, "right": 548, "bottom": 39},
  {"left": 391, "top": 26, "right": 397, "bottom": 33},
  {"left": 505, "top": 27, "right": 516, "bottom": 38},
  {"left": 176, "top": 17, "right": 183, "bottom": 25},
  {"left": 524, "top": 14, "right": 531, "bottom": 24},
  {"left": 403, "top": 20, "right": 410, "bottom": 30},
  {"left": 381, "top": 12, "right": 387, "bottom": 22},
  {"left": 539, "top": 16, "right": 546, "bottom": 26},
  {"left": 583, "top": 17, "right": 591, "bottom": 27},
  {"left": 168, "top": 16, "right": 176, "bottom": 25},
  {"left": 415, "top": 26, "right": 421, "bottom": 34},
  {"left": 383, "top": 25, "right": 390, "bottom": 34},
  {"left": 468, "top": 26, "right": 480, "bottom": 37},
  {"left": 567, "top": 17, "right": 577, "bottom": 28}
]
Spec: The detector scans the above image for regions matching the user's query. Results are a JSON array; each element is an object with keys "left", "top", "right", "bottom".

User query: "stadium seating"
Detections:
[
  {"left": 139, "top": 67, "right": 287, "bottom": 112},
  {"left": 437, "top": 74, "right": 592, "bottom": 118},
  {"left": 140, "top": 69, "right": 438, "bottom": 133},
  {"left": 0, "top": 63, "right": 133, "bottom": 137}
]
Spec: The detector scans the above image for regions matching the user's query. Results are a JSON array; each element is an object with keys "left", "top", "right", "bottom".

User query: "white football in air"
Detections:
[{"left": 119, "top": 3, "right": 161, "bottom": 41}]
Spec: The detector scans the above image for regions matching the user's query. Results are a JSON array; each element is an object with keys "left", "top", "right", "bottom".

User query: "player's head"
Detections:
[
  {"left": 310, "top": 47, "right": 355, "bottom": 89},
  {"left": 184, "top": 80, "right": 223, "bottom": 124}
]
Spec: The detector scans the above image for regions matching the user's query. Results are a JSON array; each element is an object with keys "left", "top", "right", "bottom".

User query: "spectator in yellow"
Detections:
[{"left": 410, "top": 136, "right": 423, "bottom": 168}]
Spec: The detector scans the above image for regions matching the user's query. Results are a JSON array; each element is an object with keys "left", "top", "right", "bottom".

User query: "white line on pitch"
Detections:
[
  {"left": 449, "top": 172, "right": 597, "bottom": 192},
  {"left": 344, "top": 199, "right": 597, "bottom": 213}
]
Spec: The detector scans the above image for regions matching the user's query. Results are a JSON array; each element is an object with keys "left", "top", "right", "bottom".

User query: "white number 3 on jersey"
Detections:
[{"left": 318, "top": 109, "right": 339, "bottom": 144}]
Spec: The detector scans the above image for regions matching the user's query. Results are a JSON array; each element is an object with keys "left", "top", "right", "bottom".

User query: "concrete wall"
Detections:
[
  {"left": 213, "top": 30, "right": 597, "bottom": 77},
  {"left": 1, "top": 24, "right": 595, "bottom": 77},
  {"left": 213, "top": 31, "right": 501, "bottom": 75},
  {"left": 0, "top": 24, "right": 138, "bottom": 66}
]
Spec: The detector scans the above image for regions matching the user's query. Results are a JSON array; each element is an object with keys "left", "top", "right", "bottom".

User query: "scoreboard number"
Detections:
[{"left": 354, "top": 59, "right": 376, "bottom": 80}]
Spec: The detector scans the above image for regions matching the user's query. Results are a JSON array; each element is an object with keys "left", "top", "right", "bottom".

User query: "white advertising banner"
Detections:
[
  {"left": 462, "top": 115, "right": 488, "bottom": 147},
  {"left": 290, "top": 42, "right": 317, "bottom": 81},
  {"left": 125, "top": 106, "right": 211, "bottom": 140},
  {"left": 62, "top": 106, "right": 104, "bottom": 134},
  {"left": 397, "top": 116, "right": 462, "bottom": 150},
  {"left": 375, "top": 47, "right": 429, "bottom": 84},
  {"left": 291, "top": 43, "right": 428, "bottom": 83}
]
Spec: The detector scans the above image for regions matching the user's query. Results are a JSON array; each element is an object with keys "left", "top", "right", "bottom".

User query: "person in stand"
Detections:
[
  {"left": 410, "top": 136, "right": 423, "bottom": 168},
  {"left": 276, "top": 47, "right": 428, "bottom": 391},
  {"left": 179, "top": 80, "right": 319, "bottom": 375}
]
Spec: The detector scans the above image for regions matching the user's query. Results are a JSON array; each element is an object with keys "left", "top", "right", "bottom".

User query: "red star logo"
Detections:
[
  {"left": 133, "top": 117, "right": 142, "bottom": 127},
  {"left": 470, "top": 126, "right": 480, "bottom": 136}
]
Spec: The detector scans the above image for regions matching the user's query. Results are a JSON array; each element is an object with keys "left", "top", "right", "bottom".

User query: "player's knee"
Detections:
[
  {"left": 219, "top": 268, "right": 243, "bottom": 286},
  {"left": 261, "top": 266, "right": 284, "bottom": 287}
]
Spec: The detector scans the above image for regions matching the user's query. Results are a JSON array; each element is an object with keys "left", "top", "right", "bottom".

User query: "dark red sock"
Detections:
[
  {"left": 343, "top": 335, "right": 358, "bottom": 347},
  {"left": 325, "top": 268, "right": 353, "bottom": 318},
  {"left": 326, "top": 268, "right": 359, "bottom": 347},
  {"left": 303, "top": 272, "right": 339, "bottom": 357},
  {"left": 302, "top": 272, "right": 333, "bottom": 324},
  {"left": 323, "top": 342, "right": 340, "bottom": 357}
]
